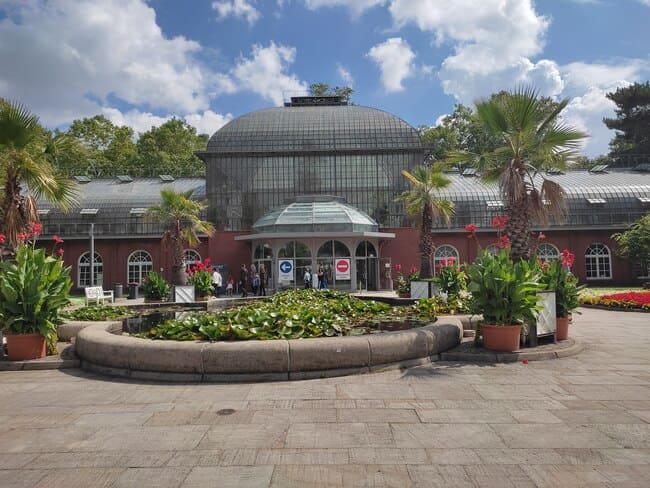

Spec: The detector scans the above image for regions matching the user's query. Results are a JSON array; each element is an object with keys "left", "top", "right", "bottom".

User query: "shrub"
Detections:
[{"left": 142, "top": 272, "right": 171, "bottom": 301}]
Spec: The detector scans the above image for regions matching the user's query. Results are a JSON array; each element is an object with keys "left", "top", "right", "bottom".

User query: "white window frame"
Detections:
[
  {"left": 434, "top": 245, "right": 460, "bottom": 274},
  {"left": 585, "top": 243, "right": 612, "bottom": 280},
  {"left": 127, "top": 250, "right": 153, "bottom": 285},
  {"left": 536, "top": 243, "right": 560, "bottom": 263},
  {"left": 78, "top": 251, "right": 103, "bottom": 288},
  {"left": 183, "top": 249, "right": 201, "bottom": 270}
]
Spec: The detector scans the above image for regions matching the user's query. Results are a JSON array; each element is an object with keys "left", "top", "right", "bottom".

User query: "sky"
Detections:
[{"left": 0, "top": 0, "right": 649, "bottom": 157}]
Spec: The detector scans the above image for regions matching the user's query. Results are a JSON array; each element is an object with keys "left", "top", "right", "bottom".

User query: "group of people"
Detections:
[
  {"left": 303, "top": 265, "right": 328, "bottom": 289},
  {"left": 210, "top": 267, "right": 232, "bottom": 298},
  {"left": 237, "top": 263, "right": 267, "bottom": 298}
]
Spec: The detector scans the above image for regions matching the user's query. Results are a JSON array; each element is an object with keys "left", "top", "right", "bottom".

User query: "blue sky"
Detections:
[{"left": 1, "top": 0, "right": 649, "bottom": 156}]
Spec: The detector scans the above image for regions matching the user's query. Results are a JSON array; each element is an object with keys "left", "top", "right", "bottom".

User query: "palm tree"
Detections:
[
  {"left": 0, "top": 101, "right": 77, "bottom": 251},
  {"left": 396, "top": 164, "right": 454, "bottom": 279},
  {"left": 146, "top": 188, "right": 214, "bottom": 285},
  {"left": 449, "top": 87, "right": 587, "bottom": 261}
]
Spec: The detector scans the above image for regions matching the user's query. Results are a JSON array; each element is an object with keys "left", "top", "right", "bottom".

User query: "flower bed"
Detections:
[{"left": 580, "top": 291, "right": 650, "bottom": 311}]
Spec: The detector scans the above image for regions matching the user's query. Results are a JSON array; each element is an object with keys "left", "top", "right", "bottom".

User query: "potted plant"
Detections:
[
  {"left": 540, "top": 249, "right": 584, "bottom": 340},
  {"left": 188, "top": 259, "right": 213, "bottom": 301},
  {"left": 466, "top": 249, "right": 543, "bottom": 352},
  {"left": 0, "top": 227, "right": 71, "bottom": 360},
  {"left": 394, "top": 264, "right": 418, "bottom": 298},
  {"left": 141, "top": 271, "right": 171, "bottom": 303}
]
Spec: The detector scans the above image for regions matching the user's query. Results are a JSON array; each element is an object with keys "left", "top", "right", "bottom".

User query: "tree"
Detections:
[
  {"left": 136, "top": 119, "right": 208, "bottom": 177},
  {"left": 308, "top": 83, "right": 354, "bottom": 103},
  {"left": 604, "top": 81, "right": 650, "bottom": 159},
  {"left": 448, "top": 87, "right": 586, "bottom": 261},
  {"left": 612, "top": 214, "right": 650, "bottom": 278},
  {"left": 54, "top": 115, "right": 137, "bottom": 177},
  {"left": 0, "top": 101, "right": 77, "bottom": 250},
  {"left": 395, "top": 164, "right": 454, "bottom": 279},
  {"left": 146, "top": 188, "right": 214, "bottom": 285}
]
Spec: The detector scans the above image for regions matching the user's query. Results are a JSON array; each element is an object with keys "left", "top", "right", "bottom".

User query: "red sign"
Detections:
[{"left": 336, "top": 260, "right": 349, "bottom": 273}]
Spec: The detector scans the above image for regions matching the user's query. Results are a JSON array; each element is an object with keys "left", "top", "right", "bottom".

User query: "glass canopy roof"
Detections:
[{"left": 253, "top": 196, "right": 379, "bottom": 233}]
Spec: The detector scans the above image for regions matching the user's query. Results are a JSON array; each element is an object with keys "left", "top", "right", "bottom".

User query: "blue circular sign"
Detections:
[{"left": 279, "top": 260, "right": 293, "bottom": 273}]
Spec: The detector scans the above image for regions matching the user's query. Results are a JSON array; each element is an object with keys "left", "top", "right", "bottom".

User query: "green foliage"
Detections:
[
  {"left": 604, "top": 81, "right": 650, "bottom": 157},
  {"left": 612, "top": 214, "right": 650, "bottom": 277},
  {"left": 539, "top": 260, "right": 584, "bottom": 317},
  {"left": 62, "top": 305, "right": 130, "bottom": 321},
  {"left": 0, "top": 244, "right": 72, "bottom": 352},
  {"left": 308, "top": 83, "right": 354, "bottom": 103},
  {"left": 466, "top": 249, "right": 543, "bottom": 325},
  {"left": 395, "top": 265, "right": 419, "bottom": 295},
  {"left": 141, "top": 289, "right": 396, "bottom": 341},
  {"left": 187, "top": 260, "right": 213, "bottom": 298},
  {"left": 141, "top": 272, "right": 171, "bottom": 301}
]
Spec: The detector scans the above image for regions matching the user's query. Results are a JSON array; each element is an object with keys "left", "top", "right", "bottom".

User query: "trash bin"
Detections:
[
  {"left": 128, "top": 283, "right": 139, "bottom": 300},
  {"left": 114, "top": 283, "right": 123, "bottom": 299}
]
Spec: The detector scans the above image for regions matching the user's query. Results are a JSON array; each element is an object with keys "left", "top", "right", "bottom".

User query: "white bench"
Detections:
[{"left": 84, "top": 286, "right": 114, "bottom": 306}]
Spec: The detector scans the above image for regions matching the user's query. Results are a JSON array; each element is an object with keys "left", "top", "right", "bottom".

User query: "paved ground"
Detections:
[{"left": 0, "top": 307, "right": 648, "bottom": 487}]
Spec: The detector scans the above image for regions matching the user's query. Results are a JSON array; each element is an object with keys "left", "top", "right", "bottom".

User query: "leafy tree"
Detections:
[
  {"left": 136, "top": 119, "right": 208, "bottom": 177},
  {"left": 308, "top": 83, "right": 354, "bottom": 103},
  {"left": 0, "top": 101, "right": 77, "bottom": 250},
  {"left": 55, "top": 115, "right": 137, "bottom": 176},
  {"left": 612, "top": 214, "right": 650, "bottom": 278},
  {"left": 604, "top": 81, "right": 650, "bottom": 158},
  {"left": 448, "top": 87, "right": 586, "bottom": 261},
  {"left": 146, "top": 188, "right": 214, "bottom": 285},
  {"left": 395, "top": 164, "right": 454, "bottom": 279}
]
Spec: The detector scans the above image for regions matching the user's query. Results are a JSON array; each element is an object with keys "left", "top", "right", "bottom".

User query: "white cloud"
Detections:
[
  {"left": 303, "top": 0, "right": 386, "bottom": 16},
  {"left": 336, "top": 63, "right": 354, "bottom": 86},
  {"left": 103, "top": 108, "right": 233, "bottom": 137},
  {"left": 367, "top": 37, "right": 415, "bottom": 92},
  {"left": 639, "top": 0, "right": 650, "bottom": 6},
  {"left": 222, "top": 42, "right": 308, "bottom": 106},
  {"left": 0, "top": 0, "right": 210, "bottom": 127},
  {"left": 212, "top": 0, "right": 261, "bottom": 25}
]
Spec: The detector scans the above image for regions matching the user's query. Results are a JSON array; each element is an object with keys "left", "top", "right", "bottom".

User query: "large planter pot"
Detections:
[
  {"left": 6, "top": 333, "right": 47, "bottom": 361},
  {"left": 556, "top": 316, "right": 570, "bottom": 341},
  {"left": 195, "top": 295, "right": 210, "bottom": 302},
  {"left": 481, "top": 324, "right": 522, "bottom": 352}
]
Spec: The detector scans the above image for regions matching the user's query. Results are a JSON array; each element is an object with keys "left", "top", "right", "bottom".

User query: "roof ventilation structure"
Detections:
[
  {"left": 117, "top": 175, "right": 133, "bottom": 183},
  {"left": 462, "top": 168, "right": 479, "bottom": 177},
  {"left": 633, "top": 163, "right": 650, "bottom": 172},
  {"left": 546, "top": 168, "right": 564, "bottom": 175},
  {"left": 589, "top": 164, "right": 609, "bottom": 173},
  {"left": 73, "top": 175, "right": 91, "bottom": 183},
  {"left": 80, "top": 208, "right": 99, "bottom": 215},
  {"left": 159, "top": 174, "right": 175, "bottom": 182},
  {"left": 586, "top": 198, "right": 606, "bottom": 205}
]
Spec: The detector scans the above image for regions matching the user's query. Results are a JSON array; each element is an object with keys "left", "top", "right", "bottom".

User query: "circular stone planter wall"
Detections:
[{"left": 75, "top": 319, "right": 463, "bottom": 382}]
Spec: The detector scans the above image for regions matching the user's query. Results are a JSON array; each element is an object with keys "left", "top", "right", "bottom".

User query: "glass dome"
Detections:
[
  {"left": 253, "top": 196, "right": 379, "bottom": 233},
  {"left": 206, "top": 105, "right": 421, "bottom": 153}
]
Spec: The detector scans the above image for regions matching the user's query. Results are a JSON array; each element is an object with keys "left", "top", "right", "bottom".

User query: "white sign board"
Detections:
[
  {"left": 174, "top": 285, "right": 195, "bottom": 303},
  {"left": 278, "top": 259, "right": 293, "bottom": 282},
  {"left": 335, "top": 258, "right": 351, "bottom": 280}
]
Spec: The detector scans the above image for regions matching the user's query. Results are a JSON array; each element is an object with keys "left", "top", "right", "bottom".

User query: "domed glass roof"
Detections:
[
  {"left": 253, "top": 196, "right": 379, "bottom": 233},
  {"left": 206, "top": 105, "right": 421, "bottom": 153}
]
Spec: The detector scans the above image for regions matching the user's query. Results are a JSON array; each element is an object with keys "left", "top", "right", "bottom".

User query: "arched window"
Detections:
[
  {"left": 78, "top": 252, "right": 103, "bottom": 287},
  {"left": 536, "top": 243, "right": 560, "bottom": 263},
  {"left": 127, "top": 250, "right": 153, "bottom": 285},
  {"left": 585, "top": 243, "right": 612, "bottom": 279},
  {"left": 355, "top": 241, "right": 376, "bottom": 258},
  {"left": 355, "top": 241, "right": 378, "bottom": 291},
  {"left": 434, "top": 245, "right": 460, "bottom": 273},
  {"left": 317, "top": 240, "right": 351, "bottom": 289},
  {"left": 183, "top": 249, "right": 201, "bottom": 269},
  {"left": 278, "top": 241, "right": 311, "bottom": 287}
]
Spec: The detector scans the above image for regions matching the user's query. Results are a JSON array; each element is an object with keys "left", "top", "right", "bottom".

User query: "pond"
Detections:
[{"left": 123, "top": 311, "right": 425, "bottom": 336}]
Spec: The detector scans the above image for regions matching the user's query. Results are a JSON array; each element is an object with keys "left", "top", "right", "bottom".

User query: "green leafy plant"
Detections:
[
  {"left": 395, "top": 264, "right": 419, "bottom": 295},
  {"left": 187, "top": 259, "right": 213, "bottom": 298},
  {"left": 539, "top": 250, "right": 584, "bottom": 317},
  {"left": 141, "top": 271, "right": 171, "bottom": 301},
  {"left": 62, "top": 305, "right": 130, "bottom": 321},
  {"left": 466, "top": 249, "right": 543, "bottom": 326},
  {"left": 0, "top": 237, "right": 72, "bottom": 353}
]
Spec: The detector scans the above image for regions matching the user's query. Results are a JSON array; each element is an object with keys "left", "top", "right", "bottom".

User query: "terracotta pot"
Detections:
[
  {"left": 481, "top": 324, "right": 522, "bottom": 352},
  {"left": 6, "top": 333, "right": 47, "bottom": 361},
  {"left": 556, "top": 316, "right": 570, "bottom": 341}
]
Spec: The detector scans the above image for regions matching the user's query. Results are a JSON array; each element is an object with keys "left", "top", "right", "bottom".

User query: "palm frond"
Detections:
[{"left": 0, "top": 100, "right": 40, "bottom": 149}]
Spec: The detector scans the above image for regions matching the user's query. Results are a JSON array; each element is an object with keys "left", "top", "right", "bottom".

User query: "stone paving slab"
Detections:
[{"left": 0, "top": 307, "right": 648, "bottom": 487}]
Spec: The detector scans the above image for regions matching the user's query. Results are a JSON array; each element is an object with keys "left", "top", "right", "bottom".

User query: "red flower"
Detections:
[
  {"left": 0, "top": 233, "right": 5, "bottom": 244},
  {"left": 538, "top": 232, "right": 546, "bottom": 240},
  {"left": 395, "top": 264, "right": 402, "bottom": 271},
  {"left": 53, "top": 234, "right": 64, "bottom": 244},
  {"left": 447, "top": 257, "right": 455, "bottom": 264},
  {"left": 17, "top": 232, "right": 29, "bottom": 240},
  {"left": 204, "top": 257, "right": 211, "bottom": 264},
  {"left": 491, "top": 215, "right": 509, "bottom": 230},
  {"left": 409, "top": 266, "right": 418, "bottom": 274},
  {"left": 465, "top": 223, "right": 477, "bottom": 234},
  {"left": 560, "top": 249, "right": 575, "bottom": 268},
  {"left": 57, "top": 248, "right": 64, "bottom": 256},
  {"left": 30, "top": 222, "right": 42, "bottom": 237}
]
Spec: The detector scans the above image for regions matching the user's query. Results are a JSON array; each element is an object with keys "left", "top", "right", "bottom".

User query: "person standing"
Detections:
[
  {"left": 239, "top": 264, "right": 248, "bottom": 297},
  {"left": 212, "top": 266, "right": 223, "bottom": 298},
  {"left": 303, "top": 268, "right": 312, "bottom": 289},
  {"left": 226, "top": 275, "right": 234, "bottom": 296},
  {"left": 317, "top": 266, "right": 325, "bottom": 289},
  {"left": 259, "top": 264, "right": 267, "bottom": 296}
]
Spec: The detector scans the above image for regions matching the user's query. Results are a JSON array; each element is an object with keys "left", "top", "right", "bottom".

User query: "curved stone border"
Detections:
[
  {"left": 439, "top": 337, "right": 584, "bottom": 363},
  {"left": 75, "top": 319, "right": 463, "bottom": 382}
]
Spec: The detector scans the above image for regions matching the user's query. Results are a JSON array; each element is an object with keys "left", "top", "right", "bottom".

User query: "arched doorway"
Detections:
[
  {"left": 278, "top": 241, "right": 311, "bottom": 289},
  {"left": 317, "top": 240, "right": 351, "bottom": 289},
  {"left": 355, "top": 241, "right": 378, "bottom": 291}
]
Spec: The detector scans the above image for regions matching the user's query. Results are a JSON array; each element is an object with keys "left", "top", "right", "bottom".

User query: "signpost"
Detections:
[
  {"left": 278, "top": 259, "right": 293, "bottom": 282},
  {"left": 335, "top": 258, "right": 350, "bottom": 280}
]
